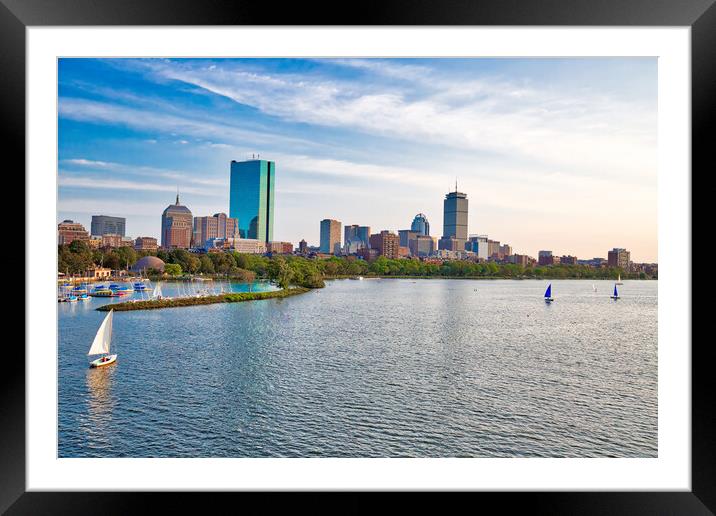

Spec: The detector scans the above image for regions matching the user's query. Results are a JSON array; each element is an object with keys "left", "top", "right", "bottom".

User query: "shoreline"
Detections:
[
  {"left": 324, "top": 275, "right": 656, "bottom": 281},
  {"left": 96, "top": 287, "right": 310, "bottom": 312}
]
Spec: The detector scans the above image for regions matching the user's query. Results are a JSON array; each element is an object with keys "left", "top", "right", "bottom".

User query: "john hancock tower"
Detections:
[{"left": 229, "top": 159, "right": 275, "bottom": 242}]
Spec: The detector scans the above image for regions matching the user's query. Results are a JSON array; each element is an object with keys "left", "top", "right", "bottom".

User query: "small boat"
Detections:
[
  {"left": 592, "top": 284, "right": 597, "bottom": 292},
  {"left": 78, "top": 293, "right": 89, "bottom": 301},
  {"left": 88, "top": 310, "right": 117, "bottom": 368},
  {"left": 616, "top": 274, "right": 623, "bottom": 285},
  {"left": 133, "top": 282, "right": 148, "bottom": 291},
  {"left": 544, "top": 283, "right": 554, "bottom": 303},
  {"left": 152, "top": 283, "right": 163, "bottom": 300},
  {"left": 90, "top": 289, "right": 115, "bottom": 297},
  {"left": 610, "top": 284, "right": 620, "bottom": 300}
]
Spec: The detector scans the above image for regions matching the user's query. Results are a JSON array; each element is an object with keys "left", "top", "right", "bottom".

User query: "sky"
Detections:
[{"left": 58, "top": 58, "right": 658, "bottom": 262}]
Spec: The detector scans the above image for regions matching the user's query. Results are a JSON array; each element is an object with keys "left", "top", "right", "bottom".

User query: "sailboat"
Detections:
[
  {"left": 616, "top": 274, "right": 623, "bottom": 285},
  {"left": 88, "top": 310, "right": 117, "bottom": 368},
  {"left": 152, "top": 283, "right": 163, "bottom": 300},
  {"left": 592, "top": 284, "right": 597, "bottom": 292},
  {"left": 544, "top": 283, "right": 554, "bottom": 303},
  {"left": 610, "top": 284, "right": 620, "bottom": 300}
]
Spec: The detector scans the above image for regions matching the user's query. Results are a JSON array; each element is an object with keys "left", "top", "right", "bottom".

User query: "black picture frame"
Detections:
[{"left": 5, "top": 0, "right": 710, "bottom": 512}]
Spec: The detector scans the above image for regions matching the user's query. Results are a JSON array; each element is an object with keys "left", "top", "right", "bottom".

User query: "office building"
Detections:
[
  {"left": 439, "top": 187, "right": 468, "bottom": 251},
  {"left": 229, "top": 159, "right": 275, "bottom": 242},
  {"left": 231, "top": 238, "right": 267, "bottom": 254},
  {"left": 320, "top": 219, "right": 342, "bottom": 254},
  {"left": 466, "top": 235, "right": 489, "bottom": 260},
  {"left": 344, "top": 224, "right": 370, "bottom": 250},
  {"left": 398, "top": 229, "right": 419, "bottom": 249},
  {"left": 91, "top": 215, "right": 126, "bottom": 237},
  {"left": 193, "top": 213, "right": 239, "bottom": 248},
  {"left": 161, "top": 194, "right": 193, "bottom": 249},
  {"left": 57, "top": 220, "right": 89, "bottom": 246},
  {"left": 298, "top": 239, "right": 308, "bottom": 254},
  {"left": 409, "top": 235, "right": 437, "bottom": 257},
  {"left": 608, "top": 248, "right": 631, "bottom": 269},
  {"left": 560, "top": 255, "right": 578, "bottom": 265},
  {"left": 411, "top": 213, "right": 430, "bottom": 236},
  {"left": 268, "top": 241, "right": 294, "bottom": 254}
]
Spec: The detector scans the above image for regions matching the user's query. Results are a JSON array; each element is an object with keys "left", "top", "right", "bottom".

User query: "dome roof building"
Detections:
[
  {"left": 161, "top": 194, "right": 193, "bottom": 249},
  {"left": 131, "top": 256, "right": 166, "bottom": 273}
]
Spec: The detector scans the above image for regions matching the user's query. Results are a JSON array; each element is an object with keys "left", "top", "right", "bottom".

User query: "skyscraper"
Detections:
[
  {"left": 91, "top": 215, "right": 126, "bottom": 237},
  {"left": 161, "top": 194, "right": 193, "bottom": 249},
  {"left": 229, "top": 159, "right": 275, "bottom": 243},
  {"left": 411, "top": 213, "right": 430, "bottom": 236},
  {"left": 344, "top": 224, "right": 371, "bottom": 249},
  {"left": 439, "top": 186, "right": 468, "bottom": 251},
  {"left": 320, "top": 219, "right": 342, "bottom": 254}
]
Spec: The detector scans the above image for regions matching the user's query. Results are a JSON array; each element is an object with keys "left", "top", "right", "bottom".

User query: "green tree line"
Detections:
[{"left": 58, "top": 242, "right": 654, "bottom": 290}]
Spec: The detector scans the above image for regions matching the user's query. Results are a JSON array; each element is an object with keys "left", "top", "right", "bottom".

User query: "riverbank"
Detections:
[
  {"left": 324, "top": 274, "right": 656, "bottom": 281},
  {"left": 97, "top": 287, "right": 310, "bottom": 311}
]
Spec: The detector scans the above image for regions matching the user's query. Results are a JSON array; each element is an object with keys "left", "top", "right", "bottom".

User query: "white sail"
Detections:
[{"left": 88, "top": 310, "right": 113, "bottom": 355}]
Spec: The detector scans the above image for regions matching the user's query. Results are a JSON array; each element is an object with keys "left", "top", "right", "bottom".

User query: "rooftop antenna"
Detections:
[{"left": 455, "top": 178, "right": 458, "bottom": 192}]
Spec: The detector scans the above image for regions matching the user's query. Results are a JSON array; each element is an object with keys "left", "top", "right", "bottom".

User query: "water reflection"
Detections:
[{"left": 82, "top": 366, "right": 116, "bottom": 448}]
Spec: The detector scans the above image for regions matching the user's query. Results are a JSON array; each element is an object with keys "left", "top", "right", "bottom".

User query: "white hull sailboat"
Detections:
[
  {"left": 616, "top": 274, "right": 623, "bottom": 285},
  {"left": 88, "top": 310, "right": 117, "bottom": 368}
]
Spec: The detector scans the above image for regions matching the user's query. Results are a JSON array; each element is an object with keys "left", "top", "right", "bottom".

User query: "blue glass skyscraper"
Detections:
[
  {"left": 410, "top": 213, "right": 430, "bottom": 236},
  {"left": 229, "top": 159, "right": 275, "bottom": 242}
]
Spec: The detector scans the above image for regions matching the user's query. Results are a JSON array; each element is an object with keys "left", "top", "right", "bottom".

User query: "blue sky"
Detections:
[{"left": 58, "top": 58, "right": 657, "bottom": 261}]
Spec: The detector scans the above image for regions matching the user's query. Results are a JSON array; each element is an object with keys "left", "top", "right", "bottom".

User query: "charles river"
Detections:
[{"left": 58, "top": 279, "right": 657, "bottom": 458}]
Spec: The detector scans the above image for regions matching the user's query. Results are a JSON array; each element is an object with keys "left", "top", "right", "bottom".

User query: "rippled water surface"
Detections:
[{"left": 58, "top": 279, "right": 657, "bottom": 457}]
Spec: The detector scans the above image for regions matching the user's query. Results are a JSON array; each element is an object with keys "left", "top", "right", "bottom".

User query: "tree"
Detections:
[
  {"left": 164, "top": 263, "right": 182, "bottom": 276},
  {"left": 199, "top": 255, "right": 215, "bottom": 274}
]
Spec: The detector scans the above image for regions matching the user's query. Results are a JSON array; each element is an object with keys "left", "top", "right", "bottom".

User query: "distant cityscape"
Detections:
[{"left": 58, "top": 158, "right": 657, "bottom": 276}]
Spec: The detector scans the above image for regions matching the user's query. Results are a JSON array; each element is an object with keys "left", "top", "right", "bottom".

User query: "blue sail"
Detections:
[
  {"left": 613, "top": 284, "right": 618, "bottom": 297},
  {"left": 545, "top": 284, "right": 552, "bottom": 298}
]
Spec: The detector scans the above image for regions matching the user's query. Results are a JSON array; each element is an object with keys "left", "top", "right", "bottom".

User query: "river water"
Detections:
[{"left": 58, "top": 278, "right": 657, "bottom": 457}]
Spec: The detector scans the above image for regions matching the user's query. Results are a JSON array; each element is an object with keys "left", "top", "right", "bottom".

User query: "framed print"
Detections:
[{"left": 6, "top": 0, "right": 712, "bottom": 512}]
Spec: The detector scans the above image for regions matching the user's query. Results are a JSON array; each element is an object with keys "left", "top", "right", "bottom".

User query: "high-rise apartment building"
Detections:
[
  {"left": 229, "top": 159, "right": 275, "bottom": 242},
  {"left": 57, "top": 220, "right": 89, "bottom": 246},
  {"left": 538, "top": 250, "right": 554, "bottom": 266},
  {"left": 607, "top": 248, "right": 631, "bottom": 269},
  {"left": 193, "top": 213, "right": 239, "bottom": 249},
  {"left": 91, "top": 215, "right": 126, "bottom": 237},
  {"left": 320, "top": 219, "right": 342, "bottom": 254},
  {"left": 369, "top": 230, "right": 400, "bottom": 259},
  {"left": 161, "top": 194, "right": 193, "bottom": 249}
]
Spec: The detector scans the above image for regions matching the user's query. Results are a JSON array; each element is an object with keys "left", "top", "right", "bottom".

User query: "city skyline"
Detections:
[{"left": 58, "top": 58, "right": 657, "bottom": 261}]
